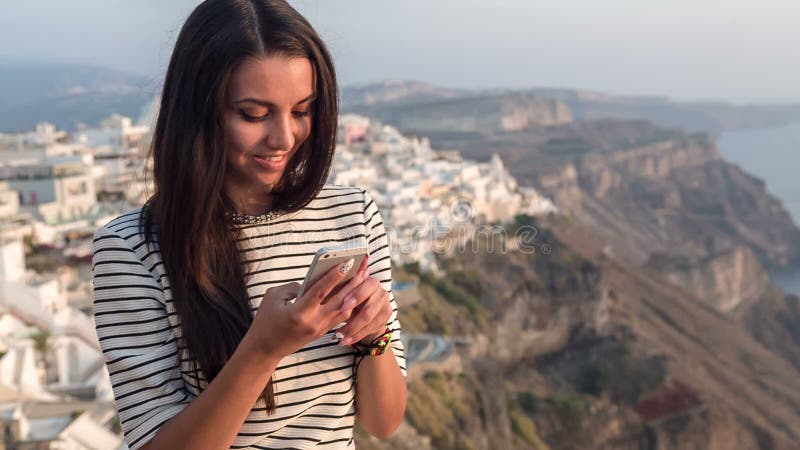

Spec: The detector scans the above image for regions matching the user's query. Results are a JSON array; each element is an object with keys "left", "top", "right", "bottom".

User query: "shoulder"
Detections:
[
  {"left": 93, "top": 207, "right": 150, "bottom": 250},
  {"left": 100, "top": 207, "right": 146, "bottom": 232},
  {"left": 318, "top": 183, "right": 365, "bottom": 197},
  {"left": 311, "top": 183, "right": 368, "bottom": 208}
]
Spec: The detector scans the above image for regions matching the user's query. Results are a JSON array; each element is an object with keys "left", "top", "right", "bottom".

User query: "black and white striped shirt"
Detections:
[{"left": 91, "top": 185, "right": 407, "bottom": 449}]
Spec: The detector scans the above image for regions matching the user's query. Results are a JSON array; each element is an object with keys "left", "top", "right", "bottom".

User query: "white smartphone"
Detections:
[{"left": 295, "top": 242, "right": 369, "bottom": 301}]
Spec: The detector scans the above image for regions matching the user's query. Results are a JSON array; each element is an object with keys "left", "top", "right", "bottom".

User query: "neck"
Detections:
[
  {"left": 224, "top": 183, "right": 275, "bottom": 215},
  {"left": 239, "top": 196, "right": 274, "bottom": 215}
]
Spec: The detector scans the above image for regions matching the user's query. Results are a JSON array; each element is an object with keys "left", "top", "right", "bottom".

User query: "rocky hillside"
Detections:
[
  {"left": 433, "top": 119, "right": 800, "bottom": 383},
  {"left": 341, "top": 80, "right": 470, "bottom": 107},
  {"left": 420, "top": 120, "right": 799, "bottom": 307},
  {"left": 355, "top": 216, "right": 800, "bottom": 450},
  {"left": 526, "top": 88, "right": 800, "bottom": 134},
  {"left": 343, "top": 81, "right": 800, "bottom": 134},
  {"left": 347, "top": 92, "right": 573, "bottom": 133},
  {"left": 344, "top": 95, "right": 800, "bottom": 449}
]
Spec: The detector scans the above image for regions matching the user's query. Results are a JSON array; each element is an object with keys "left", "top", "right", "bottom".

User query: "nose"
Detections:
[{"left": 266, "top": 114, "right": 295, "bottom": 151}]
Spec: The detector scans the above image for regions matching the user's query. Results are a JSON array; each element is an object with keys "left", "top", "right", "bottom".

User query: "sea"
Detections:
[{"left": 717, "top": 122, "right": 800, "bottom": 295}]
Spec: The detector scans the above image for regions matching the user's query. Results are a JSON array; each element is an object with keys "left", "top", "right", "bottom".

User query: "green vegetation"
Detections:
[
  {"left": 505, "top": 214, "right": 534, "bottom": 236},
  {"left": 401, "top": 261, "right": 421, "bottom": 276},
  {"left": 30, "top": 330, "right": 50, "bottom": 354},
  {"left": 405, "top": 371, "right": 481, "bottom": 449},
  {"left": 606, "top": 354, "right": 668, "bottom": 405},
  {"left": 419, "top": 271, "right": 483, "bottom": 316},
  {"left": 22, "top": 234, "right": 34, "bottom": 254},
  {"left": 511, "top": 390, "right": 587, "bottom": 434},
  {"left": 577, "top": 364, "right": 610, "bottom": 396},
  {"left": 395, "top": 264, "right": 490, "bottom": 334},
  {"left": 518, "top": 391, "right": 541, "bottom": 415},
  {"left": 549, "top": 394, "right": 586, "bottom": 430},
  {"left": 509, "top": 409, "right": 550, "bottom": 450},
  {"left": 26, "top": 253, "right": 61, "bottom": 273},
  {"left": 449, "top": 269, "right": 482, "bottom": 298}
]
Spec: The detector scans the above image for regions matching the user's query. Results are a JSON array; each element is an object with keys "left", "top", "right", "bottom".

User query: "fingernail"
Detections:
[
  {"left": 341, "top": 296, "right": 356, "bottom": 310},
  {"left": 339, "top": 258, "right": 355, "bottom": 274},
  {"left": 339, "top": 337, "right": 351, "bottom": 346}
]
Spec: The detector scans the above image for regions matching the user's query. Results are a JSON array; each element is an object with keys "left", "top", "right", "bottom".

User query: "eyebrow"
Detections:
[{"left": 233, "top": 93, "right": 316, "bottom": 108}]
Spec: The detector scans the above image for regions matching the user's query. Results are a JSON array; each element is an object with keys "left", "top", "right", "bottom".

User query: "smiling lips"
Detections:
[{"left": 253, "top": 153, "right": 289, "bottom": 171}]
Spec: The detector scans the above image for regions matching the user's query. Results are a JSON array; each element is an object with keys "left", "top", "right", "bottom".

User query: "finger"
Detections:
[
  {"left": 336, "top": 290, "right": 385, "bottom": 346},
  {"left": 320, "top": 262, "right": 372, "bottom": 314},
  {"left": 329, "top": 255, "right": 365, "bottom": 297},
  {"left": 357, "top": 253, "right": 369, "bottom": 273},
  {"left": 328, "top": 270, "right": 380, "bottom": 314},
  {"left": 346, "top": 294, "right": 392, "bottom": 346},
  {"left": 321, "top": 255, "right": 369, "bottom": 305},
  {"left": 299, "top": 258, "right": 353, "bottom": 309},
  {"left": 319, "top": 267, "right": 366, "bottom": 312},
  {"left": 326, "top": 308, "right": 355, "bottom": 338},
  {"left": 265, "top": 282, "right": 301, "bottom": 303}
]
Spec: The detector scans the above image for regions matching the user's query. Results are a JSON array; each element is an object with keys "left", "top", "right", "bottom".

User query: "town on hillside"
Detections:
[{"left": 0, "top": 111, "right": 556, "bottom": 449}]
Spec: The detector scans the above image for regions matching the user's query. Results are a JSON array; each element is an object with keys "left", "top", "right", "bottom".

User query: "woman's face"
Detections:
[{"left": 223, "top": 55, "right": 315, "bottom": 212}]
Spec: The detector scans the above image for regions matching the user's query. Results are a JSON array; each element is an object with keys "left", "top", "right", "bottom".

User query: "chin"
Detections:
[{"left": 258, "top": 173, "right": 285, "bottom": 188}]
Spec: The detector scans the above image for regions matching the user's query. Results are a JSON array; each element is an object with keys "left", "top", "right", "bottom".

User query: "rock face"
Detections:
[
  {"left": 372, "top": 220, "right": 800, "bottom": 450},
  {"left": 647, "top": 246, "right": 771, "bottom": 313},
  {"left": 343, "top": 99, "right": 800, "bottom": 449},
  {"left": 342, "top": 82, "right": 800, "bottom": 134},
  {"left": 490, "top": 122, "right": 800, "bottom": 268},
  {"left": 340, "top": 79, "right": 469, "bottom": 108},
  {"left": 346, "top": 93, "right": 573, "bottom": 133},
  {"left": 437, "top": 120, "right": 799, "bottom": 312}
]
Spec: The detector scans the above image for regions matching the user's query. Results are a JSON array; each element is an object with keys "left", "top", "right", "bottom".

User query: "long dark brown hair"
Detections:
[{"left": 140, "top": 0, "right": 338, "bottom": 414}]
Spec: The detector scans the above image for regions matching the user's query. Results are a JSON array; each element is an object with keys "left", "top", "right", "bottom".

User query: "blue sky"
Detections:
[{"left": 1, "top": 0, "right": 798, "bottom": 103}]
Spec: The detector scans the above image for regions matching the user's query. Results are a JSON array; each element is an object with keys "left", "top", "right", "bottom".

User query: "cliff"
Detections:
[
  {"left": 345, "top": 93, "right": 573, "bottom": 133},
  {"left": 446, "top": 119, "right": 800, "bottom": 379},
  {"left": 341, "top": 98, "right": 800, "bottom": 449},
  {"left": 646, "top": 246, "right": 771, "bottom": 313},
  {"left": 538, "top": 131, "right": 798, "bottom": 268},
  {"left": 356, "top": 218, "right": 800, "bottom": 450},
  {"left": 342, "top": 82, "right": 800, "bottom": 134},
  {"left": 436, "top": 120, "right": 799, "bottom": 311}
]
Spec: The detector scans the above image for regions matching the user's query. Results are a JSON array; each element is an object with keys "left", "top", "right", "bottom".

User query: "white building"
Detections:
[
  {"left": 331, "top": 114, "right": 557, "bottom": 271},
  {"left": 3, "top": 158, "right": 97, "bottom": 231},
  {"left": 0, "top": 228, "right": 105, "bottom": 398}
]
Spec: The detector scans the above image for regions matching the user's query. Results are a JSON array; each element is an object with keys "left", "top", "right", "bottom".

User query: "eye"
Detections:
[
  {"left": 292, "top": 110, "right": 311, "bottom": 118},
  {"left": 239, "top": 110, "right": 267, "bottom": 122}
]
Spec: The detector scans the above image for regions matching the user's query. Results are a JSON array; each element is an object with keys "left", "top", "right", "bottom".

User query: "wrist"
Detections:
[
  {"left": 240, "top": 331, "right": 282, "bottom": 369},
  {"left": 358, "top": 329, "right": 387, "bottom": 346},
  {"left": 354, "top": 327, "right": 393, "bottom": 353}
]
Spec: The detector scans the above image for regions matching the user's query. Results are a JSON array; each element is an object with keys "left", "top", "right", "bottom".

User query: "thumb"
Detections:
[{"left": 265, "top": 282, "right": 302, "bottom": 302}]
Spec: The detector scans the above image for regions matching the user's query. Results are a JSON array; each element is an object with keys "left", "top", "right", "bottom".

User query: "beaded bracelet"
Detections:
[
  {"left": 353, "top": 327, "right": 393, "bottom": 356},
  {"left": 351, "top": 327, "right": 393, "bottom": 380}
]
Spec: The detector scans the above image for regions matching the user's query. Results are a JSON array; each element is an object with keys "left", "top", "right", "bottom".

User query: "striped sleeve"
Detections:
[
  {"left": 92, "top": 224, "right": 190, "bottom": 450},
  {"left": 362, "top": 188, "right": 407, "bottom": 377}
]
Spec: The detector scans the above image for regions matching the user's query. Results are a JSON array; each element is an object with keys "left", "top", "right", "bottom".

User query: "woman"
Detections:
[{"left": 90, "top": 1, "right": 407, "bottom": 448}]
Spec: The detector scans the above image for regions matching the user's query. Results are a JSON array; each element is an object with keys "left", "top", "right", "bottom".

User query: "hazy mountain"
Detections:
[
  {"left": 4, "top": 66, "right": 799, "bottom": 134},
  {"left": 342, "top": 81, "right": 800, "bottom": 134},
  {"left": 340, "top": 80, "right": 471, "bottom": 108},
  {"left": 0, "top": 63, "right": 157, "bottom": 132}
]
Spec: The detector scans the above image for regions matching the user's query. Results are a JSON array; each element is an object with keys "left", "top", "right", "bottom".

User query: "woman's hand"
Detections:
[
  {"left": 245, "top": 256, "right": 368, "bottom": 360},
  {"left": 333, "top": 255, "right": 394, "bottom": 347}
]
